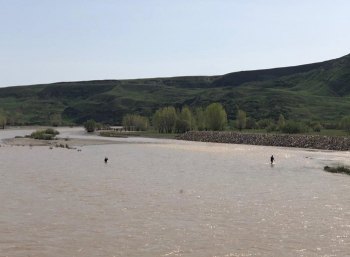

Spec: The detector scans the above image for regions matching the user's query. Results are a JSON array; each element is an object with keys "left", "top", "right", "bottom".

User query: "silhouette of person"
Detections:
[
  {"left": 104, "top": 157, "right": 108, "bottom": 163},
  {"left": 270, "top": 155, "right": 274, "bottom": 164}
]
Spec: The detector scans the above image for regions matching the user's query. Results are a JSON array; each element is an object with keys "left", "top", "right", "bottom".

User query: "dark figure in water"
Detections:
[
  {"left": 270, "top": 155, "right": 275, "bottom": 164},
  {"left": 104, "top": 157, "right": 108, "bottom": 163}
]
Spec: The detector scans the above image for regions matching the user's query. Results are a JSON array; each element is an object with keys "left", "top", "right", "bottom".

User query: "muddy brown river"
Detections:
[{"left": 1, "top": 128, "right": 350, "bottom": 256}]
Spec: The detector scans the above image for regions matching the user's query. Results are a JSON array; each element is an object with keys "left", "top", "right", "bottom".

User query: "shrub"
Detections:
[
  {"left": 96, "top": 123, "right": 102, "bottom": 130},
  {"left": 313, "top": 124, "right": 323, "bottom": 132},
  {"left": 281, "top": 121, "right": 303, "bottom": 134},
  {"left": 83, "top": 119, "right": 97, "bottom": 132},
  {"left": 45, "top": 128, "right": 60, "bottom": 135},
  {"left": 324, "top": 165, "right": 350, "bottom": 175},
  {"left": 30, "top": 130, "right": 54, "bottom": 140},
  {"left": 258, "top": 118, "right": 274, "bottom": 129},
  {"left": 266, "top": 124, "right": 277, "bottom": 132}
]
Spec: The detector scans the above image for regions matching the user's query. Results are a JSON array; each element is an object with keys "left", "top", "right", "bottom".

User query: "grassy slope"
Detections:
[{"left": 0, "top": 54, "right": 349, "bottom": 125}]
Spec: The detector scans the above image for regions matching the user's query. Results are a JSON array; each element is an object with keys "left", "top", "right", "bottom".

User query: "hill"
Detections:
[{"left": 0, "top": 53, "right": 349, "bottom": 125}]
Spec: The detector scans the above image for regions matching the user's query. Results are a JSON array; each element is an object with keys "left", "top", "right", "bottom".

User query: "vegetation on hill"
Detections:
[{"left": 0, "top": 54, "right": 350, "bottom": 126}]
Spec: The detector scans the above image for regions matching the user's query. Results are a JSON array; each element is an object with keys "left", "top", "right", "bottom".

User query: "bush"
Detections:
[
  {"left": 83, "top": 119, "right": 97, "bottom": 132},
  {"left": 266, "top": 124, "right": 277, "bottom": 132},
  {"left": 30, "top": 130, "right": 54, "bottom": 140},
  {"left": 313, "top": 124, "right": 323, "bottom": 132},
  {"left": 281, "top": 121, "right": 306, "bottom": 134},
  {"left": 245, "top": 117, "right": 259, "bottom": 129},
  {"left": 324, "top": 165, "right": 350, "bottom": 175},
  {"left": 258, "top": 118, "right": 274, "bottom": 129},
  {"left": 45, "top": 128, "right": 60, "bottom": 135}
]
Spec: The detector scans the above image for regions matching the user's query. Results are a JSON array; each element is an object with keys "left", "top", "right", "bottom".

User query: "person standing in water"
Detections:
[
  {"left": 270, "top": 155, "right": 275, "bottom": 164},
  {"left": 104, "top": 157, "right": 108, "bottom": 163}
]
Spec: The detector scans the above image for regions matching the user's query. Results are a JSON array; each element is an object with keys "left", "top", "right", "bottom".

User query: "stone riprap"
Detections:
[{"left": 178, "top": 131, "right": 350, "bottom": 151}]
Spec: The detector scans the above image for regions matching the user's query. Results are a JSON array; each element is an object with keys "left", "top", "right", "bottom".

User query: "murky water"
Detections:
[{"left": 1, "top": 128, "right": 350, "bottom": 256}]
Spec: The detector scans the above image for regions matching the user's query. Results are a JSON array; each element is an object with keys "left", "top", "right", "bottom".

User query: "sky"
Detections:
[{"left": 0, "top": 0, "right": 349, "bottom": 88}]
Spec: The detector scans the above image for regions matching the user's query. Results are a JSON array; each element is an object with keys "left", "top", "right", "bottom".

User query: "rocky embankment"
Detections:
[{"left": 178, "top": 131, "right": 350, "bottom": 151}]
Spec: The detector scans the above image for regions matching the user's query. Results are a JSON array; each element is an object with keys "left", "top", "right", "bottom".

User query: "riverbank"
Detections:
[
  {"left": 2, "top": 137, "right": 119, "bottom": 147},
  {"left": 178, "top": 131, "right": 350, "bottom": 151}
]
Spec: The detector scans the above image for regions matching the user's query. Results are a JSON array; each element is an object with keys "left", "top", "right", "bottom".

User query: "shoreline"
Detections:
[
  {"left": 1, "top": 137, "right": 119, "bottom": 147},
  {"left": 178, "top": 131, "right": 350, "bottom": 151}
]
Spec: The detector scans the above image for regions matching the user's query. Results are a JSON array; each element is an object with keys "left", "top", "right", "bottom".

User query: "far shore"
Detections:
[
  {"left": 1, "top": 137, "right": 119, "bottom": 147},
  {"left": 2, "top": 126, "right": 350, "bottom": 151},
  {"left": 0, "top": 126, "right": 119, "bottom": 147}
]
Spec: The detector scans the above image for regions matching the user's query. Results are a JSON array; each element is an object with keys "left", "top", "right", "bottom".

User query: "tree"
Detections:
[
  {"left": 205, "top": 103, "right": 227, "bottom": 131},
  {"left": 152, "top": 106, "right": 177, "bottom": 133},
  {"left": 83, "top": 119, "right": 97, "bottom": 132},
  {"left": 152, "top": 109, "right": 163, "bottom": 133},
  {"left": 123, "top": 114, "right": 149, "bottom": 131},
  {"left": 277, "top": 114, "right": 285, "bottom": 131},
  {"left": 50, "top": 113, "right": 62, "bottom": 127},
  {"left": 340, "top": 116, "right": 350, "bottom": 133},
  {"left": 122, "top": 114, "right": 134, "bottom": 131},
  {"left": 310, "top": 121, "right": 322, "bottom": 132},
  {"left": 245, "top": 117, "right": 258, "bottom": 129},
  {"left": 0, "top": 115, "right": 6, "bottom": 129},
  {"left": 236, "top": 110, "right": 246, "bottom": 131},
  {"left": 175, "top": 107, "right": 192, "bottom": 133},
  {"left": 195, "top": 107, "right": 206, "bottom": 131},
  {"left": 258, "top": 118, "right": 274, "bottom": 129},
  {"left": 163, "top": 106, "right": 177, "bottom": 133}
]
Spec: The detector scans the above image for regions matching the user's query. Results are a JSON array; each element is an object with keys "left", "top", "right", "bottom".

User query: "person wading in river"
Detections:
[{"left": 270, "top": 155, "right": 275, "bottom": 164}]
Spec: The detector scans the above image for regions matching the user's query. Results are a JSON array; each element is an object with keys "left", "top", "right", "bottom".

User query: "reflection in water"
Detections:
[{"left": 1, "top": 128, "right": 350, "bottom": 256}]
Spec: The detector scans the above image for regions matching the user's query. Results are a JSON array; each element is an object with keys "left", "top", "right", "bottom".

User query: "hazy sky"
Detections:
[{"left": 0, "top": 0, "right": 349, "bottom": 88}]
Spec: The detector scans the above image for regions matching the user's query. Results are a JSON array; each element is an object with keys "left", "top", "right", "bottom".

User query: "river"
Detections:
[{"left": 1, "top": 127, "right": 350, "bottom": 256}]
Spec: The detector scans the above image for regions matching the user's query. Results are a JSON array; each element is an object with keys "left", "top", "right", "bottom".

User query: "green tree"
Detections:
[
  {"left": 122, "top": 114, "right": 134, "bottom": 131},
  {"left": 163, "top": 106, "right": 177, "bottom": 133},
  {"left": 258, "top": 118, "right": 274, "bottom": 129},
  {"left": 83, "top": 119, "right": 97, "bottom": 132},
  {"left": 152, "top": 110, "right": 163, "bottom": 133},
  {"left": 313, "top": 123, "right": 323, "bottom": 132},
  {"left": 0, "top": 115, "right": 6, "bottom": 129},
  {"left": 153, "top": 106, "right": 177, "bottom": 133},
  {"left": 175, "top": 107, "right": 192, "bottom": 133},
  {"left": 245, "top": 117, "right": 258, "bottom": 129},
  {"left": 195, "top": 107, "right": 206, "bottom": 131},
  {"left": 277, "top": 114, "right": 285, "bottom": 131},
  {"left": 205, "top": 103, "right": 227, "bottom": 131},
  {"left": 236, "top": 110, "right": 246, "bottom": 131},
  {"left": 310, "top": 121, "right": 322, "bottom": 132},
  {"left": 122, "top": 114, "right": 149, "bottom": 131},
  {"left": 281, "top": 120, "right": 308, "bottom": 134},
  {"left": 340, "top": 116, "right": 350, "bottom": 133},
  {"left": 50, "top": 113, "right": 62, "bottom": 127}
]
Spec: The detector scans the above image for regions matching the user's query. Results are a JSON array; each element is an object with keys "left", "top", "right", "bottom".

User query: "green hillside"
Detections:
[{"left": 0, "top": 53, "right": 349, "bottom": 125}]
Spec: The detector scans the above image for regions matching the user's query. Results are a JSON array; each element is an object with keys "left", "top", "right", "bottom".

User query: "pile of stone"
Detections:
[{"left": 178, "top": 131, "right": 350, "bottom": 151}]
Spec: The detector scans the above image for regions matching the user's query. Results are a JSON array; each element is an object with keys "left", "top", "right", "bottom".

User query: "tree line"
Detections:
[
  {"left": 2, "top": 104, "right": 350, "bottom": 135},
  {"left": 152, "top": 103, "right": 227, "bottom": 133}
]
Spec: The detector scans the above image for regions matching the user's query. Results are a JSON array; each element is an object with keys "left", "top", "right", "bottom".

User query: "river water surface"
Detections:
[{"left": 1, "top": 128, "right": 350, "bottom": 256}]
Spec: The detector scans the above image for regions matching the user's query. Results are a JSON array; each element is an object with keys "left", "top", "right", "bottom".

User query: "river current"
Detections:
[{"left": 1, "top": 128, "right": 350, "bottom": 256}]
